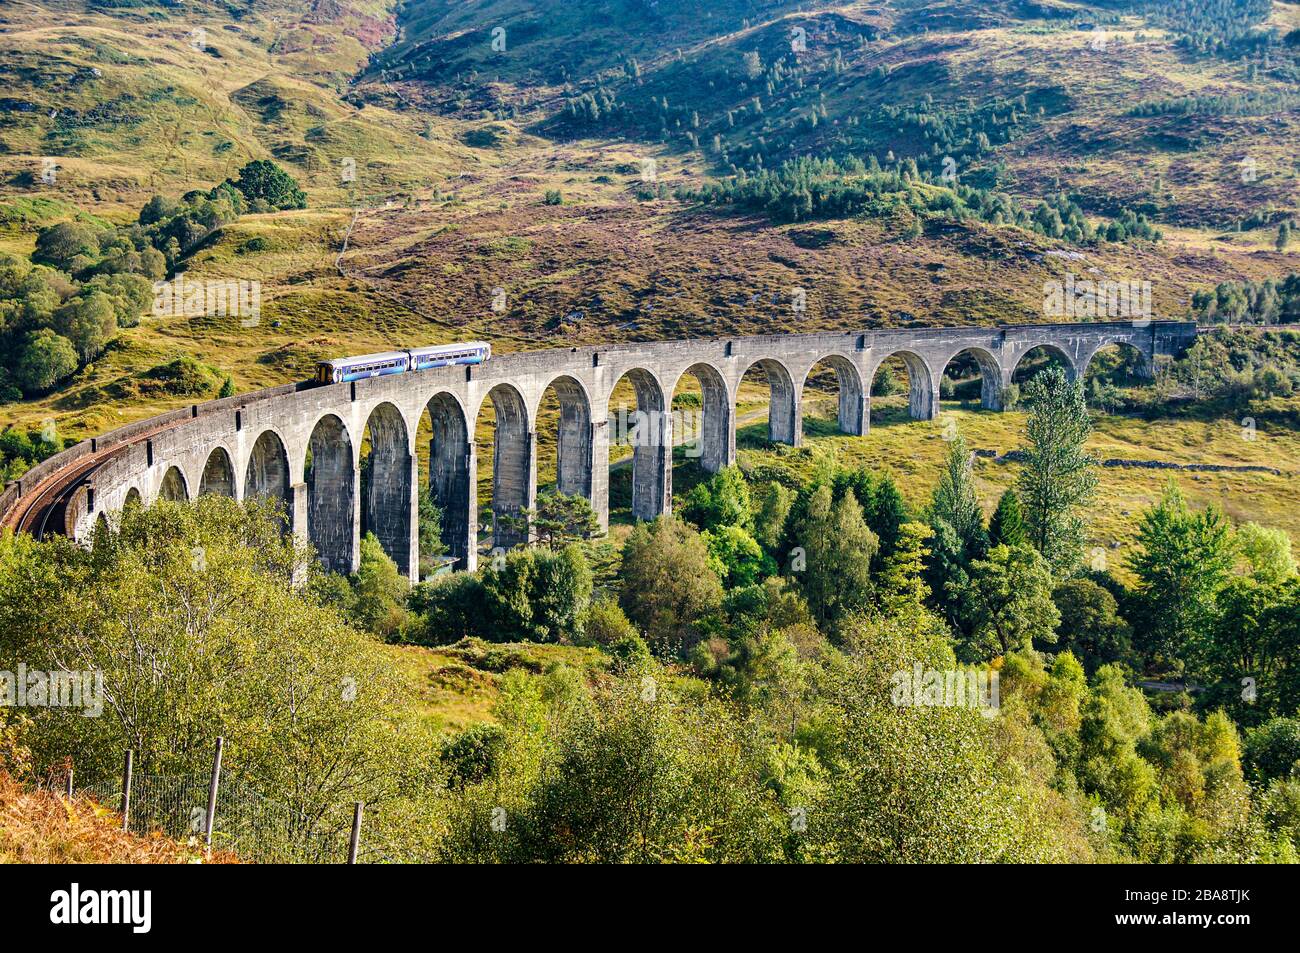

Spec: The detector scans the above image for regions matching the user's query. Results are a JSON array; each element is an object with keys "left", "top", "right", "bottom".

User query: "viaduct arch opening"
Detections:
[
  {"left": 536, "top": 375, "right": 593, "bottom": 501},
  {"left": 159, "top": 466, "right": 188, "bottom": 502},
  {"left": 360, "top": 402, "right": 414, "bottom": 578},
  {"left": 198, "top": 447, "right": 237, "bottom": 498},
  {"left": 478, "top": 383, "right": 532, "bottom": 550},
  {"left": 939, "top": 347, "right": 1003, "bottom": 411},
  {"left": 1013, "top": 344, "right": 1075, "bottom": 385},
  {"left": 670, "top": 363, "right": 731, "bottom": 475},
  {"left": 422, "top": 392, "right": 472, "bottom": 571},
  {"left": 608, "top": 368, "right": 669, "bottom": 522},
  {"left": 738, "top": 358, "right": 798, "bottom": 447},
  {"left": 306, "top": 414, "right": 356, "bottom": 575},
  {"left": 245, "top": 430, "right": 291, "bottom": 529},
  {"left": 872, "top": 350, "right": 936, "bottom": 423},
  {"left": 802, "top": 355, "right": 865, "bottom": 438}
]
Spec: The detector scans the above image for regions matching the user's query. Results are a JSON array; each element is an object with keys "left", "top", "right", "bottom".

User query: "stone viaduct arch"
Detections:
[{"left": 6, "top": 321, "right": 1196, "bottom": 583}]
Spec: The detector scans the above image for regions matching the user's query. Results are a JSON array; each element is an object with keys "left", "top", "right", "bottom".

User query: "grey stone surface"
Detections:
[{"left": 20, "top": 320, "right": 1194, "bottom": 581}]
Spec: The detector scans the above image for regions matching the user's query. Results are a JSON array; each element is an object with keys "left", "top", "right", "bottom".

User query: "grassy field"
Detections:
[{"left": 381, "top": 638, "right": 610, "bottom": 733}]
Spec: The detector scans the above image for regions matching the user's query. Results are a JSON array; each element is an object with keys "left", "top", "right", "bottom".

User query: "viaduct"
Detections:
[{"left": 1, "top": 321, "right": 1198, "bottom": 579}]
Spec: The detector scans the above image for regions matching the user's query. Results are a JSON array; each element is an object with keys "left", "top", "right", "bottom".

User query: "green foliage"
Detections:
[
  {"left": 1052, "top": 577, "right": 1133, "bottom": 673},
  {"left": 417, "top": 486, "right": 447, "bottom": 577},
  {"left": 1236, "top": 521, "right": 1297, "bottom": 584},
  {"left": 618, "top": 516, "right": 723, "bottom": 654},
  {"left": 440, "top": 723, "right": 506, "bottom": 790},
  {"left": 480, "top": 545, "right": 593, "bottom": 644},
  {"left": 955, "top": 544, "right": 1059, "bottom": 661},
  {"left": 790, "top": 483, "right": 876, "bottom": 629},
  {"left": 519, "top": 491, "right": 601, "bottom": 550},
  {"left": 931, "top": 431, "right": 987, "bottom": 559},
  {"left": 702, "top": 523, "right": 775, "bottom": 588},
  {"left": 579, "top": 596, "right": 639, "bottom": 648},
  {"left": 407, "top": 545, "right": 593, "bottom": 646},
  {"left": 438, "top": 669, "right": 786, "bottom": 863},
  {"left": 228, "top": 159, "right": 306, "bottom": 211},
  {"left": 349, "top": 533, "right": 409, "bottom": 640},
  {"left": 1200, "top": 577, "right": 1300, "bottom": 721},
  {"left": 988, "top": 489, "right": 1027, "bottom": 549},
  {"left": 0, "top": 498, "right": 440, "bottom": 856},
  {"left": 876, "top": 521, "right": 933, "bottom": 612},
  {"left": 751, "top": 480, "right": 793, "bottom": 551},
  {"left": 1017, "top": 365, "right": 1097, "bottom": 575},
  {"left": 681, "top": 465, "right": 754, "bottom": 533},
  {"left": 1244, "top": 718, "right": 1300, "bottom": 785},
  {"left": 1190, "top": 275, "right": 1300, "bottom": 325},
  {"left": 12, "top": 328, "right": 78, "bottom": 394},
  {"left": 1127, "top": 481, "right": 1236, "bottom": 675}
]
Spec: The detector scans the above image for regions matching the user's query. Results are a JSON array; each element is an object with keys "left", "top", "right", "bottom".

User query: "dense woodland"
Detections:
[{"left": 3, "top": 358, "right": 1299, "bottom": 863}]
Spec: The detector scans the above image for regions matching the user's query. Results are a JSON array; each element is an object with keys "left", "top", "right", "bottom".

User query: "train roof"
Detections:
[
  {"left": 407, "top": 341, "right": 491, "bottom": 355},
  {"left": 319, "top": 350, "right": 409, "bottom": 367}
]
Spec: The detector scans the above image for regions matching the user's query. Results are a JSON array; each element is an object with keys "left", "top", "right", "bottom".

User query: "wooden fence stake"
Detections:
[
  {"left": 348, "top": 801, "right": 364, "bottom": 864},
  {"left": 120, "top": 749, "right": 133, "bottom": 830},
  {"left": 204, "top": 736, "right": 223, "bottom": 848}
]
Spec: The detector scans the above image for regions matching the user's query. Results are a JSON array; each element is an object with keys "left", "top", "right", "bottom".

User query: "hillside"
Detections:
[{"left": 0, "top": 1, "right": 1297, "bottom": 439}]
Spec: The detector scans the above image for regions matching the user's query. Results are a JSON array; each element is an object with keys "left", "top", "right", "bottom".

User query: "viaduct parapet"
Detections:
[{"left": 1, "top": 321, "right": 1198, "bottom": 579}]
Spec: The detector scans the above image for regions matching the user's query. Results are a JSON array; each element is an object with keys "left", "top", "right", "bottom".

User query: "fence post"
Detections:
[
  {"left": 120, "top": 749, "right": 133, "bottom": 831},
  {"left": 65, "top": 763, "right": 73, "bottom": 800},
  {"left": 348, "top": 801, "right": 363, "bottom": 864},
  {"left": 204, "top": 736, "right": 223, "bottom": 848}
]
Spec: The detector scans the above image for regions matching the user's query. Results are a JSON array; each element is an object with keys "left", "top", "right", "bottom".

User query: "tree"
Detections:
[
  {"left": 1200, "top": 577, "right": 1300, "bottom": 721},
  {"left": 867, "top": 472, "right": 909, "bottom": 562},
  {"left": 54, "top": 290, "right": 117, "bottom": 362},
  {"left": 1017, "top": 365, "right": 1097, "bottom": 575},
  {"left": 14, "top": 329, "right": 78, "bottom": 395},
  {"left": 580, "top": 597, "right": 639, "bottom": 648},
  {"left": 877, "top": 521, "right": 933, "bottom": 611},
  {"left": 31, "top": 222, "right": 101, "bottom": 272},
  {"left": 350, "top": 533, "right": 409, "bottom": 639},
  {"left": 0, "top": 496, "right": 439, "bottom": 852},
  {"left": 702, "top": 524, "right": 774, "bottom": 588},
  {"left": 988, "top": 489, "right": 1027, "bottom": 548},
  {"left": 1052, "top": 577, "right": 1132, "bottom": 673},
  {"left": 1236, "top": 522, "right": 1296, "bottom": 584},
  {"left": 229, "top": 160, "right": 306, "bottom": 211},
  {"left": 1277, "top": 221, "right": 1292, "bottom": 253},
  {"left": 681, "top": 465, "right": 752, "bottom": 532},
  {"left": 527, "top": 491, "right": 601, "bottom": 549},
  {"left": 931, "top": 432, "right": 986, "bottom": 558},
  {"left": 752, "top": 480, "right": 793, "bottom": 551},
  {"left": 1127, "top": 481, "right": 1236, "bottom": 674},
  {"left": 1244, "top": 717, "right": 1300, "bottom": 785},
  {"left": 956, "top": 544, "right": 1060, "bottom": 660},
  {"left": 481, "top": 544, "right": 593, "bottom": 644},
  {"left": 790, "top": 484, "right": 876, "bottom": 627},
  {"left": 619, "top": 517, "right": 723, "bottom": 653}
]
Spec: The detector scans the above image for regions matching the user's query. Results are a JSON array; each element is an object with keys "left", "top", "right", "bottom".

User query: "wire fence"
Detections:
[{"left": 39, "top": 742, "right": 377, "bottom": 864}]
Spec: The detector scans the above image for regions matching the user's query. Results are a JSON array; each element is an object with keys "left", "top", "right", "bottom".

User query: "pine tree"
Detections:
[
  {"left": 988, "top": 489, "right": 1026, "bottom": 548},
  {"left": 1017, "top": 365, "right": 1097, "bottom": 575},
  {"left": 878, "top": 521, "right": 933, "bottom": 611},
  {"left": 869, "top": 472, "right": 909, "bottom": 562},
  {"left": 932, "top": 432, "right": 986, "bottom": 558}
]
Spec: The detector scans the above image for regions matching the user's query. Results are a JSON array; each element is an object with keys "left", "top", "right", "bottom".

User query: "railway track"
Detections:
[{"left": 2, "top": 418, "right": 183, "bottom": 540}]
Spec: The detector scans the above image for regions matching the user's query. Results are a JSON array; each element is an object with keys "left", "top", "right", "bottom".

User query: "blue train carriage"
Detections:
[
  {"left": 314, "top": 350, "right": 411, "bottom": 384},
  {"left": 407, "top": 341, "right": 492, "bottom": 371}
]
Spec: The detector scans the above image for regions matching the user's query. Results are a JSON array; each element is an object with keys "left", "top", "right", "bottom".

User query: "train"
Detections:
[{"left": 314, "top": 341, "right": 491, "bottom": 384}]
